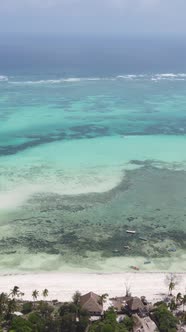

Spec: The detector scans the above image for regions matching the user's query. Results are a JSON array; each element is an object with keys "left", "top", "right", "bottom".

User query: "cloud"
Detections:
[
  {"left": 0, "top": 0, "right": 168, "bottom": 12},
  {"left": 0, "top": 0, "right": 186, "bottom": 36}
]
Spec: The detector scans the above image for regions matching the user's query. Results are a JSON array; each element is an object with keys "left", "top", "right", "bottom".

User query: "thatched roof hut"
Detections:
[
  {"left": 126, "top": 297, "right": 145, "bottom": 312},
  {"left": 80, "top": 292, "right": 103, "bottom": 316},
  {"left": 110, "top": 296, "right": 132, "bottom": 312}
]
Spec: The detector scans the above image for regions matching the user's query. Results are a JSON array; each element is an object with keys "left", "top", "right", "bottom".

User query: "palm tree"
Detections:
[
  {"left": 165, "top": 273, "right": 180, "bottom": 296},
  {"left": 72, "top": 291, "right": 82, "bottom": 322},
  {"left": 169, "top": 298, "right": 177, "bottom": 311},
  {"left": 0, "top": 292, "right": 8, "bottom": 317},
  {"left": 169, "top": 281, "right": 175, "bottom": 296},
  {"left": 42, "top": 289, "right": 49, "bottom": 300},
  {"left": 98, "top": 293, "right": 109, "bottom": 306},
  {"left": 72, "top": 291, "right": 81, "bottom": 306},
  {"left": 176, "top": 292, "right": 182, "bottom": 306},
  {"left": 32, "top": 290, "right": 39, "bottom": 302},
  {"left": 125, "top": 281, "right": 131, "bottom": 297},
  {"left": 9, "top": 286, "right": 20, "bottom": 298},
  {"left": 6, "top": 299, "right": 17, "bottom": 319}
]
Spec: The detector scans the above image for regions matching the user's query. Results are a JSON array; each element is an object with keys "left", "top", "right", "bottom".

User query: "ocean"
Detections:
[{"left": 0, "top": 37, "right": 186, "bottom": 272}]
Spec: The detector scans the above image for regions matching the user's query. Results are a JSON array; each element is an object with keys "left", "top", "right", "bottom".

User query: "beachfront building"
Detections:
[
  {"left": 110, "top": 296, "right": 131, "bottom": 313},
  {"left": 111, "top": 295, "right": 150, "bottom": 317},
  {"left": 80, "top": 292, "right": 103, "bottom": 316},
  {"left": 126, "top": 296, "right": 145, "bottom": 315}
]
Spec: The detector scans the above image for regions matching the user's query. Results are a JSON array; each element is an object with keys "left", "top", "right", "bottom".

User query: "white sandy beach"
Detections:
[{"left": 0, "top": 272, "right": 185, "bottom": 305}]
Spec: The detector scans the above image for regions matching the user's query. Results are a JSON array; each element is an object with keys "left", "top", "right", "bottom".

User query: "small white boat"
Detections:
[{"left": 126, "top": 230, "right": 136, "bottom": 234}]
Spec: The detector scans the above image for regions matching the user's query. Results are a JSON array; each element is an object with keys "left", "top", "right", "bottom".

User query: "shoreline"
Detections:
[
  {"left": 0, "top": 272, "right": 185, "bottom": 304},
  {"left": 0, "top": 249, "right": 186, "bottom": 273},
  {"left": 0, "top": 271, "right": 185, "bottom": 275}
]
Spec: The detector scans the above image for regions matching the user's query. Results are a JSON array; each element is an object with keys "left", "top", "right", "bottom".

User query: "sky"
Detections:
[{"left": 0, "top": 0, "right": 186, "bottom": 37}]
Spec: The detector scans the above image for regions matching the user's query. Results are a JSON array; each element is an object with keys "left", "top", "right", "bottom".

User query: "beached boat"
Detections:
[
  {"left": 130, "top": 266, "right": 139, "bottom": 271},
  {"left": 168, "top": 248, "right": 176, "bottom": 252},
  {"left": 126, "top": 230, "right": 136, "bottom": 234},
  {"left": 139, "top": 237, "right": 147, "bottom": 241}
]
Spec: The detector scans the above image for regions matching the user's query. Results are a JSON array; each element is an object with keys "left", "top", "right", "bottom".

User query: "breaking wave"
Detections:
[
  {"left": 0, "top": 75, "right": 8, "bottom": 82},
  {"left": 152, "top": 73, "right": 186, "bottom": 81},
  {"left": 3, "top": 73, "right": 186, "bottom": 85},
  {"left": 9, "top": 77, "right": 114, "bottom": 85}
]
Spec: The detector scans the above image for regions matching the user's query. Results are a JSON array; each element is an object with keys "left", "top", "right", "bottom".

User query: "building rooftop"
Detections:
[
  {"left": 80, "top": 292, "right": 103, "bottom": 314},
  {"left": 126, "top": 297, "right": 145, "bottom": 311}
]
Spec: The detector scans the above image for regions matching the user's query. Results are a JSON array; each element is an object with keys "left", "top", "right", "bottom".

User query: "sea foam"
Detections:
[
  {"left": 0, "top": 75, "right": 8, "bottom": 82},
  {"left": 8, "top": 73, "right": 186, "bottom": 85}
]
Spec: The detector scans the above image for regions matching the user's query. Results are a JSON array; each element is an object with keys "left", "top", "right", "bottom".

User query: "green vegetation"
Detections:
[
  {"left": 10, "top": 316, "right": 33, "bottom": 332},
  {"left": 22, "top": 302, "right": 33, "bottom": 314},
  {"left": 0, "top": 284, "right": 185, "bottom": 332},
  {"left": 0, "top": 288, "right": 90, "bottom": 332},
  {"left": 89, "top": 308, "right": 133, "bottom": 332},
  {"left": 152, "top": 303, "right": 178, "bottom": 332}
]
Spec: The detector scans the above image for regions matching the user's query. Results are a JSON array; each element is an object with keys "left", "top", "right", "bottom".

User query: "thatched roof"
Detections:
[
  {"left": 80, "top": 292, "right": 103, "bottom": 313},
  {"left": 126, "top": 297, "right": 145, "bottom": 311},
  {"left": 111, "top": 296, "right": 132, "bottom": 311}
]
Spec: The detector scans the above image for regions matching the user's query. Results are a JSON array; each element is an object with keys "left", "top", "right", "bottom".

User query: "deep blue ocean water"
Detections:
[{"left": 1, "top": 37, "right": 186, "bottom": 76}]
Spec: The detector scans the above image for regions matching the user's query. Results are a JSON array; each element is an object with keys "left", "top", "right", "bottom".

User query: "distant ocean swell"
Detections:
[
  {"left": 1, "top": 73, "right": 186, "bottom": 84},
  {"left": 0, "top": 75, "right": 9, "bottom": 81}
]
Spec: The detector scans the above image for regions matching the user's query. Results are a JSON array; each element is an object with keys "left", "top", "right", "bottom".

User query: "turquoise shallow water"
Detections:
[{"left": 0, "top": 74, "right": 186, "bottom": 272}]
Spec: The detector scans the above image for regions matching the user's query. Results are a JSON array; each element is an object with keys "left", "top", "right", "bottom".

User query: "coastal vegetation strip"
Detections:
[{"left": 0, "top": 273, "right": 185, "bottom": 331}]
